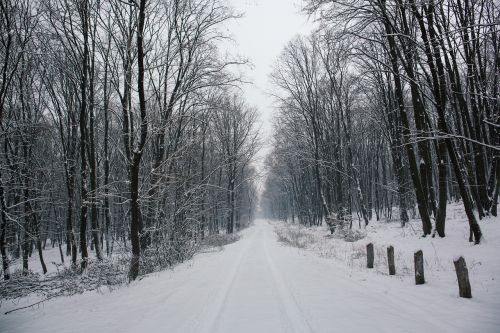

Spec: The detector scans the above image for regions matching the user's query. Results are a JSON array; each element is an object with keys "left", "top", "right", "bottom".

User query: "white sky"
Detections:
[{"left": 224, "top": 0, "right": 315, "bottom": 188}]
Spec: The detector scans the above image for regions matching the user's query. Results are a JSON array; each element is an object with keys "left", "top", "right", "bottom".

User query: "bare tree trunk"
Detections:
[
  {"left": 88, "top": 19, "right": 103, "bottom": 261},
  {"left": 381, "top": 7, "right": 432, "bottom": 234},
  {"left": 78, "top": 0, "right": 90, "bottom": 270},
  {"left": 33, "top": 211, "right": 47, "bottom": 274},
  {"left": 0, "top": 173, "right": 10, "bottom": 280},
  {"left": 103, "top": 33, "right": 112, "bottom": 256},
  {"left": 129, "top": 0, "right": 148, "bottom": 281}
]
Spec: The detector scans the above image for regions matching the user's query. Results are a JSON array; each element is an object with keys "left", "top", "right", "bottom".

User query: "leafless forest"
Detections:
[
  {"left": 262, "top": 0, "right": 498, "bottom": 244},
  {"left": 0, "top": 0, "right": 499, "bottom": 303},
  {"left": 0, "top": 0, "right": 259, "bottom": 284}
]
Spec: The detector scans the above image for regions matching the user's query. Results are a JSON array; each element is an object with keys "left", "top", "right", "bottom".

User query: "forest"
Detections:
[
  {"left": 1, "top": 0, "right": 500, "bottom": 331},
  {"left": 0, "top": 0, "right": 259, "bottom": 282},
  {"left": 262, "top": 0, "right": 498, "bottom": 244},
  {"left": 1, "top": 0, "right": 499, "bottom": 301}
]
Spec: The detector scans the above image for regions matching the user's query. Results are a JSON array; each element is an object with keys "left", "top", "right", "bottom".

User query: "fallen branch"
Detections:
[{"left": 4, "top": 295, "right": 59, "bottom": 315}]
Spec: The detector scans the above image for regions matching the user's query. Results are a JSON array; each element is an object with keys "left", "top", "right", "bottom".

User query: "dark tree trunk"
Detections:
[
  {"left": 381, "top": 8, "right": 432, "bottom": 235},
  {"left": 88, "top": 27, "right": 103, "bottom": 261},
  {"left": 0, "top": 174, "right": 10, "bottom": 280},
  {"left": 129, "top": 162, "right": 142, "bottom": 280},
  {"left": 103, "top": 42, "right": 112, "bottom": 256},
  {"left": 79, "top": 0, "right": 90, "bottom": 270},
  {"left": 129, "top": 0, "right": 148, "bottom": 281},
  {"left": 33, "top": 213, "right": 47, "bottom": 274},
  {"left": 409, "top": 0, "right": 449, "bottom": 237}
]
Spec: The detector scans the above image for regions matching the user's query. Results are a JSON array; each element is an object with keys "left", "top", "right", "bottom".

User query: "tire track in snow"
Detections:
[
  {"left": 195, "top": 227, "right": 259, "bottom": 333},
  {"left": 128, "top": 229, "right": 257, "bottom": 333},
  {"left": 179, "top": 222, "right": 314, "bottom": 333},
  {"left": 262, "top": 223, "right": 315, "bottom": 333}
]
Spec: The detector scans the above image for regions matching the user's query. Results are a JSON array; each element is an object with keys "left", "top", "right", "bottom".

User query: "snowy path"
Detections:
[{"left": 1, "top": 219, "right": 498, "bottom": 332}]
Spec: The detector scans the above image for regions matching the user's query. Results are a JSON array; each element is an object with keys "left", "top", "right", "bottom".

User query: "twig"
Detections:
[{"left": 4, "top": 295, "right": 59, "bottom": 315}]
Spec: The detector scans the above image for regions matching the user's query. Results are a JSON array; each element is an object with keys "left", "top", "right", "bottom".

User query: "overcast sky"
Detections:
[{"left": 224, "top": 0, "right": 315, "bottom": 185}]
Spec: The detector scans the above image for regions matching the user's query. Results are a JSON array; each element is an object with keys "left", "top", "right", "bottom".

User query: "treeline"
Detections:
[
  {"left": 262, "top": 0, "right": 498, "bottom": 243},
  {"left": 0, "top": 0, "right": 259, "bottom": 281}
]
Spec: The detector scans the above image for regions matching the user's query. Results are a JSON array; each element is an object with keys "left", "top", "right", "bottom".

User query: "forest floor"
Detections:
[{"left": 1, "top": 205, "right": 499, "bottom": 332}]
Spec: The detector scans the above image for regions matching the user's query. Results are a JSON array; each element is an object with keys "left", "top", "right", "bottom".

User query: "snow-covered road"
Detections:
[{"left": 2, "top": 219, "right": 498, "bottom": 332}]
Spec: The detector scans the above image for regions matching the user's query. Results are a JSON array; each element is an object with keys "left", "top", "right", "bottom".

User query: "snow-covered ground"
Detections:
[
  {"left": 275, "top": 204, "right": 500, "bottom": 298},
  {"left": 1, "top": 206, "right": 499, "bottom": 332}
]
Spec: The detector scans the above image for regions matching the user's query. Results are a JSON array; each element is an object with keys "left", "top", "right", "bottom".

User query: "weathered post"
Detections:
[
  {"left": 367, "top": 243, "right": 374, "bottom": 268},
  {"left": 387, "top": 246, "right": 395, "bottom": 275},
  {"left": 414, "top": 250, "right": 425, "bottom": 285},
  {"left": 453, "top": 256, "right": 472, "bottom": 298}
]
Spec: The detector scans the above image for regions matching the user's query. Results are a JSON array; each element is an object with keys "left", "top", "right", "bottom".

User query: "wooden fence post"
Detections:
[
  {"left": 453, "top": 257, "right": 472, "bottom": 298},
  {"left": 414, "top": 250, "right": 425, "bottom": 285},
  {"left": 387, "top": 246, "right": 395, "bottom": 275},
  {"left": 367, "top": 243, "right": 374, "bottom": 268}
]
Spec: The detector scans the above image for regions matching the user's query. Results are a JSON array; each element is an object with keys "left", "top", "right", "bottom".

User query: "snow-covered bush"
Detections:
[
  {"left": 0, "top": 257, "right": 128, "bottom": 301},
  {"left": 201, "top": 233, "right": 241, "bottom": 249},
  {"left": 275, "top": 225, "right": 315, "bottom": 249}
]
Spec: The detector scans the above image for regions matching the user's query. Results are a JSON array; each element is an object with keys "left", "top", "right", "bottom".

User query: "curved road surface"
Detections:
[{"left": 2, "top": 219, "right": 497, "bottom": 332}]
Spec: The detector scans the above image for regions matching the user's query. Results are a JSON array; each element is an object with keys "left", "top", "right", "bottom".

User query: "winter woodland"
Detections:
[{"left": 1, "top": 0, "right": 499, "bottom": 331}]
